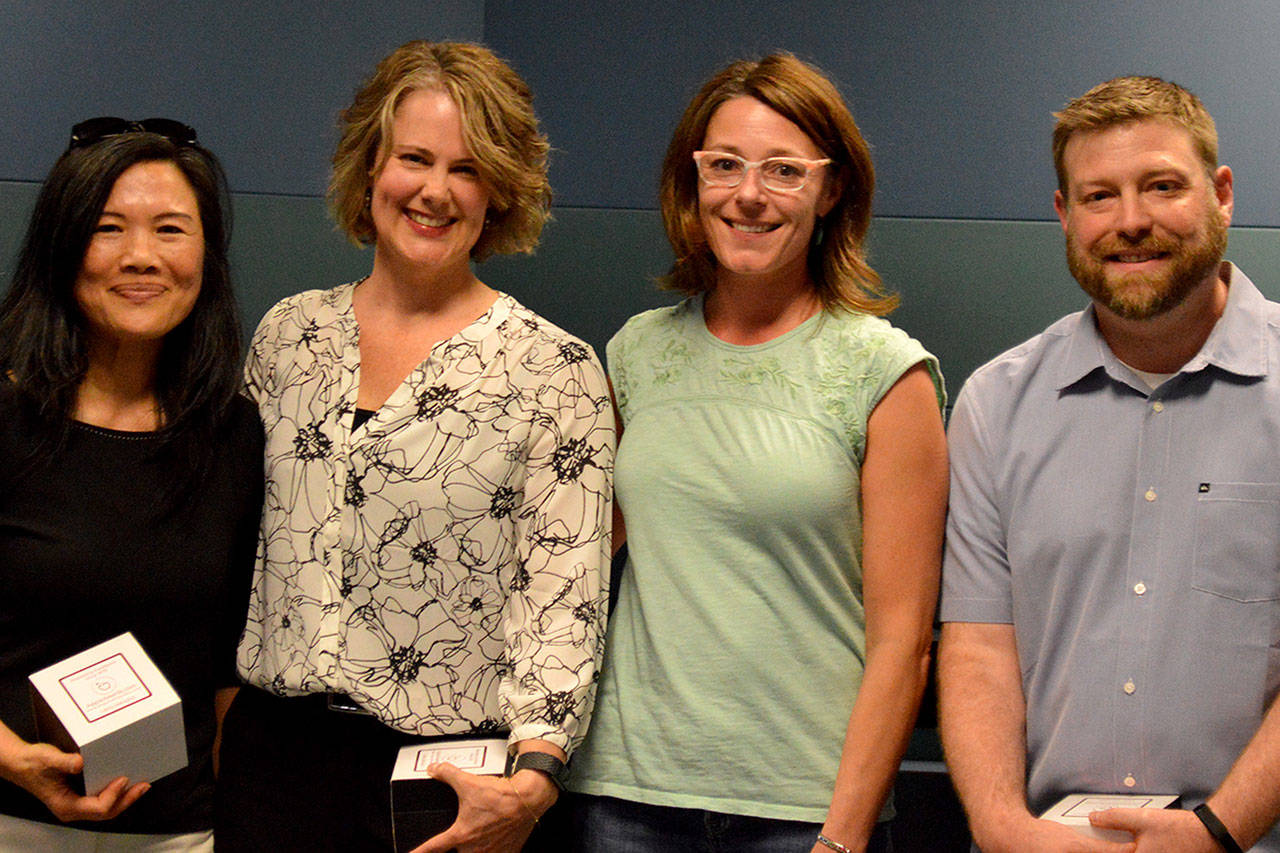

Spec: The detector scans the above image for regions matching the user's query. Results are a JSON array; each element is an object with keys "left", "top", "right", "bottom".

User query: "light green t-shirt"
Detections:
[{"left": 569, "top": 296, "right": 944, "bottom": 822}]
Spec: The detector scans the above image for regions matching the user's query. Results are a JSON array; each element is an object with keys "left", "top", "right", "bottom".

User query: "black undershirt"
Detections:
[{"left": 0, "top": 387, "right": 264, "bottom": 833}]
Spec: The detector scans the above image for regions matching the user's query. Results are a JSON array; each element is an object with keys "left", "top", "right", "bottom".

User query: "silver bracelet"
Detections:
[{"left": 816, "top": 833, "right": 853, "bottom": 853}]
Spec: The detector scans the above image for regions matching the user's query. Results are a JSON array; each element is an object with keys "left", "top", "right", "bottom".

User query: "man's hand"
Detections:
[
  {"left": 409, "top": 762, "right": 556, "bottom": 853},
  {"left": 979, "top": 811, "right": 1136, "bottom": 853},
  {"left": 1089, "top": 807, "right": 1220, "bottom": 853}
]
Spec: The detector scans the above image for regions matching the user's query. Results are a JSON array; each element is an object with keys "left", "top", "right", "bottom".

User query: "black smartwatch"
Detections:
[{"left": 510, "top": 751, "right": 569, "bottom": 791}]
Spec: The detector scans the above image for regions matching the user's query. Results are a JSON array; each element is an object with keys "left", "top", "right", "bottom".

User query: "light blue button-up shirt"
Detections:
[{"left": 942, "top": 263, "right": 1280, "bottom": 851}]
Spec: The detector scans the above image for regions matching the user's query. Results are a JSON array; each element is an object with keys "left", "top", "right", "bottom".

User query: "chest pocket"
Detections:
[{"left": 1192, "top": 482, "right": 1280, "bottom": 602}]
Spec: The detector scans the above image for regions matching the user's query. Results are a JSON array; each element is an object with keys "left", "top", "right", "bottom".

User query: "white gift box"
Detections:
[
  {"left": 28, "top": 632, "right": 186, "bottom": 795},
  {"left": 389, "top": 737, "right": 507, "bottom": 853},
  {"left": 1041, "top": 793, "right": 1181, "bottom": 842}
]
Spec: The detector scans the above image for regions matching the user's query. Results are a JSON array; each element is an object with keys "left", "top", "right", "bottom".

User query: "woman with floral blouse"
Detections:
[{"left": 215, "top": 41, "right": 614, "bottom": 853}]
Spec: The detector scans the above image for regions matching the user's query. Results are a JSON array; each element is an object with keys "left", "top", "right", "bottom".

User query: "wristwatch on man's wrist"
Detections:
[{"left": 510, "top": 751, "right": 569, "bottom": 791}]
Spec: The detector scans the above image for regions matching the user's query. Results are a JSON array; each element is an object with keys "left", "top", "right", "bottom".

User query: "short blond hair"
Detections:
[
  {"left": 329, "top": 40, "right": 551, "bottom": 260},
  {"left": 1052, "top": 76, "right": 1218, "bottom": 194},
  {"left": 659, "top": 53, "right": 896, "bottom": 316}
]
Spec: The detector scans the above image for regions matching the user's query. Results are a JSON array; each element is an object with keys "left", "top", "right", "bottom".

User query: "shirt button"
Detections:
[
  {"left": 1152, "top": 401, "right": 1164, "bottom": 413},
  {"left": 1145, "top": 488, "right": 1157, "bottom": 502},
  {"left": 1123, "top": 680, "right": 1136, "bottom": 694},
  {"left": 1134, "top": 582, "right": 1147, "bottom": 595},
  {"left": 1124, "top": 775, "right": 1136, "bottom": 788}
]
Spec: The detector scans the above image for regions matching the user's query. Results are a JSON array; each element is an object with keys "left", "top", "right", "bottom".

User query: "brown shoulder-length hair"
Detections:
[
  {"left": 329, "top": 40, "right": 551, "bottom": 261},
  {"left": 660, "top": 53, "right": 896, "bottom": 315}
]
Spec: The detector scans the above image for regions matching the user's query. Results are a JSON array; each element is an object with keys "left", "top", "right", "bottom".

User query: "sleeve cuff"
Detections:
[{"left": 508, "top": 724, "right": 572, "bottom": 757}]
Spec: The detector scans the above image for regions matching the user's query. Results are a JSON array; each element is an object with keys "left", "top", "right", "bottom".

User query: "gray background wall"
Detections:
[
  {"left": 2, "top": 4, "right": 1274, "bottom": 846},
  {"left": 3, "top": 1, "right": 1280, "bottom": 389},
  {"left": 4, "top": 1, "right": 1280, "bottom": 390}
]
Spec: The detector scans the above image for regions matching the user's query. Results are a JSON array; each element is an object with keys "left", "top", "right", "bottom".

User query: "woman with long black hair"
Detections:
[{"left": 0, "top": 119, "right": 263, "bottom": 851}]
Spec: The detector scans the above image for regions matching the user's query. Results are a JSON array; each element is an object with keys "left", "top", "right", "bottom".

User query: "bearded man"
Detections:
[{"left": 939, "top": 76, "right": 1280, "bottom": 853}]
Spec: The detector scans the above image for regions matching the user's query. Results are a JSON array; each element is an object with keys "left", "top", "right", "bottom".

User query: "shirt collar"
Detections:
[{"left": 1054, "top": 262, "right": 1267, "bottom": 391}]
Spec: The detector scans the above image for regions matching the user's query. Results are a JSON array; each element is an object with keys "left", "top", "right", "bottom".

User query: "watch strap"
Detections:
[
  {"left": 1193, "top": 803, "right": 1244, "bottom": 853},
  {"left": 510, "top": 751, "right": 569, "bottom": 791}
]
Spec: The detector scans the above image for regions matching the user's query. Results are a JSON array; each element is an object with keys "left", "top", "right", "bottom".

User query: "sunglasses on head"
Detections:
[{"left": 67, "top": 117, "right": 199, "bottom": 151}]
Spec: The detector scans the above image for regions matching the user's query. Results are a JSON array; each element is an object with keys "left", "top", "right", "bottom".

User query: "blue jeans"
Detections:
[{"left": 574, "top": 794, "right": 893, "bottom": 853}]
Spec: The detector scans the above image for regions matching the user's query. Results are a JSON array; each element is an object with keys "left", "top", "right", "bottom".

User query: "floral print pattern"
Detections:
[{"left": 238, "top": 284, "right": 613, "bottom": 752}]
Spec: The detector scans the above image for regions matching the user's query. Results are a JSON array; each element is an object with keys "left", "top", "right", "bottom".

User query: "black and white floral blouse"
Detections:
[{"left": 238, "top": 283, "right": 614, "bottom": 753}]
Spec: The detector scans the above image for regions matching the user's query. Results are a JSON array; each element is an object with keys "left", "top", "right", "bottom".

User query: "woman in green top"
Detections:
[{"left": 569, "top": 54, "right": 948, "bottom": 853}]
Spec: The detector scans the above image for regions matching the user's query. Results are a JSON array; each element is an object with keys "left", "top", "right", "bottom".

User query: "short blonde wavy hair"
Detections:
[
  {"left": 659, "top": 53, "right": 896, "bottom": 316},
  {"left": 1052, "top": 75, "right": 1218, "bottom": 194},
  {"left": 329, "top": 40, "right": 551, "bottom": 260}
]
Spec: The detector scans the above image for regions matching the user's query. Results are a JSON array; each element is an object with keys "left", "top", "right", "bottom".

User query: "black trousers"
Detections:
[{"left": 215, "top": 687, "right": 570, "bottom": 852}]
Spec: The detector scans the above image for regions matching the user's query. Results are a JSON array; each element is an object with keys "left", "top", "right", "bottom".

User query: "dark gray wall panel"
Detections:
[
  {"left": 0, "top": 0, "right": 484, "bottom": 196},
  {"left": 485, "top": 0, "right": 1280, "bottom": 226},
  {"left": 228, "top": 199, "right": 1279, "bottom": 395},
  {"left": 879, "top": 220, "right": 1280, "bottom": 389},
  {"left": 4, "top": 181, "right": 1276, "bottom": 395},
  {"left": 230, "top": 194, "right": 373, "bottom": 334},
  {"left": 229, "top": 203, "right": 680, "bottom": 351},
  {"left": 874, "top": 219, "right": 1080, "bottom": 391},
  {"left": 479, "top": 209, "right": 677, "bottom": 357},
  {"left": 0, "top": 182, "right": 39, "bottom": 290}
]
